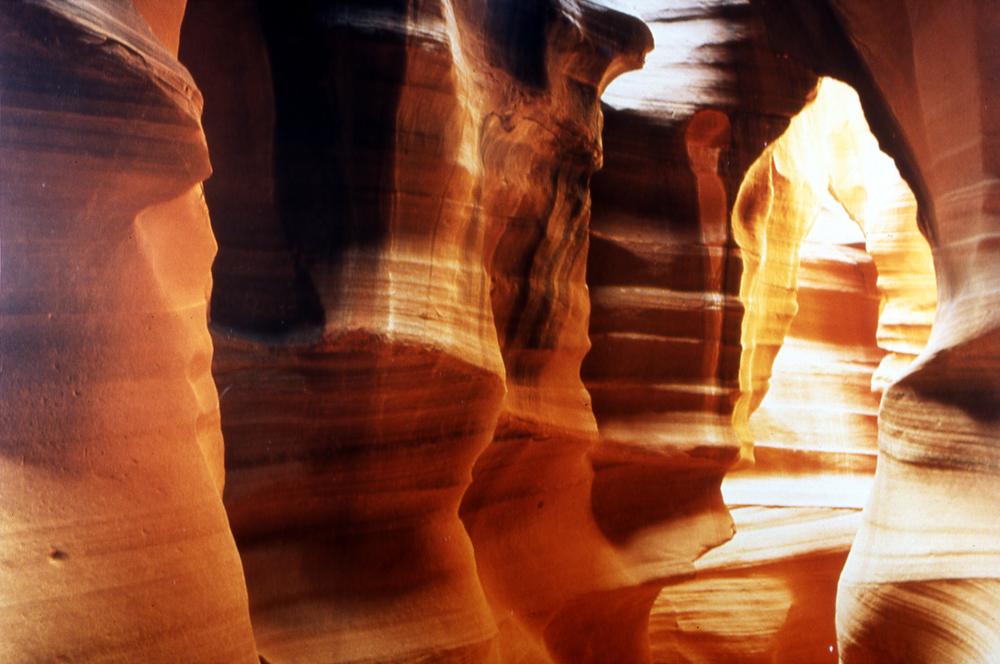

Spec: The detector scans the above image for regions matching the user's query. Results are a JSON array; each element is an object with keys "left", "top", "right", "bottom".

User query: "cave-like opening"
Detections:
[{"left": 647, "top": 77, "right": 936, "bottom": 662}]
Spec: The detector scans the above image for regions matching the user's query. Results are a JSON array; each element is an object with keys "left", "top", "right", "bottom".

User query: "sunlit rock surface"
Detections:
[
  {"left": 2, "top": 1, "right": 993, "bottom": 662},
  {"left": 643, "top": 77, "right": 934, "bottom": 664},
  {"left": 751, "top": 1, "right": 1000, "bottom": 660},
  {"left": 0, "top": 1, "right": 258, "bottom": 661},
  {"left": 179, "top": 1, "right": 675, "bottom": 661},
  {"left": 583, "top": 2, "right": 831, "bottom": 660},
  {"left": 583, "top": 0, "right": 818, "bottom": 625}
]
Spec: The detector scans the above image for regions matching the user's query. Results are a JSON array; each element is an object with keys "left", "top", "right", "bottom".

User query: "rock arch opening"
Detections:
[
  {"left": 3, "top": 2, "right": 997, "bottom": 663},
  {"left": 647, "top": 77, "right": 936, "bottom": 662}
]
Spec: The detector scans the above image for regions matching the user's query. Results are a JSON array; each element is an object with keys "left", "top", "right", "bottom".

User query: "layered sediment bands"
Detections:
[
  {"left": 216, "top": 340, "right": 505, "bottom": 661},
  {"left": 731, "top": 77, "right": 934, "bottom": 511},
  {"left": 753, "top": 2, "right": 1000, "bottom": 660},
  {"left": 584, "top": 0, "right": 820, "bottom": 575},
  {"left": 650, "top": 508, "right": 859, "bottom": 663},
  {"left": 582, "top": 3, "right": 819, "bottom": 658},
  {"left": 647, "top": 79, "right": 933, "bottom": 662},
  {"left": 457, "top": 4, "right": 659, "bottom": 654},
  {"left": 664, "top": 212, "right": 882, "bottom": 664},
  {"left": 861, "top": 176, "right": 936, "bottom": 393},
  {"left": 184, "top": 1, "right": 652, "bottom": 660},
  {"left": 190, "top": 2, "right": 502, "bottom": 660},
  {"left": 0, "top": 2, "right": 257, "bottom": 662}
]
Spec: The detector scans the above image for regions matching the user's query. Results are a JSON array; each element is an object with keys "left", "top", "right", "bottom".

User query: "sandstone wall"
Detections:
[
  {"left": 753, "top": 1, "right": 1000, "bottom": 660},
  {"left": 2, "top": 1, "right": 991, "bottom": 662},
  {"left": 178, "top": 1, "right": 682, "bottom": 661},
  {"left": 0, "top": 1, "right": 258, "bottom": 661},
  {"left": 647, "top": 78, "right": 934, "bottom": 662}
]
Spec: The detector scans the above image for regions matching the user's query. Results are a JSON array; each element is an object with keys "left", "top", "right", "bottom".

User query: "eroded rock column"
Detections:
[
  {"left": 580, "top": 2, "right": 818, "bottom": 659},
  {"left": 188, "top": 2, "right": 505, "bottom": 660},
  {"left": 457, "top": 4, "right": 656, "bottom": 660},
  {"left": 832, "top": 4, "right": 1000, "bottom": 659},
  {"left": 181, "top": 1, "right": 651, "bottom": 661},
  {"left": 0, "top": 2, "right": 257, "bottom": 661},
  {"left": 648, "top": 78, "right": 936, "bottom": 663}
]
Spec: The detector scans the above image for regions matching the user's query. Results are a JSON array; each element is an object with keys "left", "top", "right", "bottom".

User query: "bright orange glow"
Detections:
[
  {"left": 731, "top": 77, "right": 936, "bottom": 463},
  {"left": 649, "top": 78, "right": 937, "bottom": 662}
]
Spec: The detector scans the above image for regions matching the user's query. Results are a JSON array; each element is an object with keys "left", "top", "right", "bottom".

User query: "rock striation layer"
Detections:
[
  {"left": 0, "top": 1, "right": 258, "bottom": 661},
  {"left": 753, "top": 1, "right": 1000, "bottom": 660},
  {"left": 2, "top": 1, "right": 991, "bottom": 662},
  {"left": 177, "top": 1, "right": 707, "bottom": 661},
  {"left": 581, "top": 3, "right": 846, "bottom": 659},
  {"left": 582, "top": 5, "right": 819, "bottom": 631},
  {"left": 646, "top": 78, "right": 934, "bottom": 663}
]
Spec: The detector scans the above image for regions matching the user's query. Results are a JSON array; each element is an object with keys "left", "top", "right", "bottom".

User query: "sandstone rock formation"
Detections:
[
  {"left": 752, "top": 1, "right": 1000, "bottom": 660},
  {"left": 647, "top": 77, "right": 934, "bottom": 662},
  {"left": 0, "top": 1, "right": 257, "bottom": 661},
  {"left": 583, "top": 3, "right": 818, "bottom": 635},
  {"left": 178, "top": 1, "right": 696, "bottom": 661},
  {"left": 582, "top": 4, "right": 850, "bottom": 659},
  {"left": 2, "top": 0, "right": 994, "bottom": 662}
]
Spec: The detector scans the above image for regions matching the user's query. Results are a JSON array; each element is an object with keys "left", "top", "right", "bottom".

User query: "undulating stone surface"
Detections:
[
  {"left": 177, "top": 1, "right": 709, "bottom": 661},
  {"left": 582, "top": 3, "right": 837, "bottom": 660},
  {"left": 0, "top": 1, "right": 258, "bottom": 661},
  {"left": 645, "top": 77, "right": 935, "bottom": 662},
  {"left": 752, "top": 1, "right": 1000, "bottom": 660},
  {"left": 637, "top": 76, "right": 933, "bottom": 664},
  {"left": 582, "top": 2, "right": 819, "bottom": 626},
  {"left": 586, "top": 0, "right": 817, "bottom": 472},
  {"left": 3, "top": 1, "right": 992, "bottom": 662}
]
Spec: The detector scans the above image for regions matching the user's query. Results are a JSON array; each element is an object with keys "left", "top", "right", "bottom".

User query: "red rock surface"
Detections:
[
  {"left": 1, "top": 1, "right": 993, "bottom": 662},
  {"left": 753, "top": 1, "right": 1000, "bottom": 659},
  {"left": 647, "top": 78, "right": 934, "bottom": 663},
  {"left": 583, "top": 0, "right": 817, "bottom": 627},
  {"left": 0, "top": 1, "right": 257, "bottom": 661},
  {"left": 179, "top": 1, "right": 673, "bottom": 661}
]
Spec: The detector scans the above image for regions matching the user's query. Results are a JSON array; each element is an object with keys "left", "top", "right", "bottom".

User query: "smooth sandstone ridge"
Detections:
[
  {"left": 178, "top": 1, "right": 685, "bottom": 661},
  {"left": 0, "top": 1, "right": 996, "bottom": 663},
  {"left": 0, "top": 1, "right": 257, "bottom": 661}
]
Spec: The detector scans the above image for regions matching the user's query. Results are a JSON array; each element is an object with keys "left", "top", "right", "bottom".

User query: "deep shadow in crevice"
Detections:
[{"left": 180, "top": 0, "right": 410, "bottom": 336}]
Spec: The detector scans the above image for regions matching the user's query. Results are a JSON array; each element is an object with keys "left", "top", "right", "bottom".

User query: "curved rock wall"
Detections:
[
  {"left": 188, "top": 3, "right": 506, "bottom": 659},
  {"left": 582, "top": 2, "right": 820, "bottom": 659},
  {"left": 829, "top": 4, "right": 1000, "bottom": 659},
  {"left": 2, "top": 1, "right": 990, "bottom": 662},
  {"left": 752, "top": 1, "right": 1000, "bottom": 660},
  {"left": 583, "top": 0, "right": 818, "bottom": 601},
  {"left": 0, "top": 1, "right": 258, "bottom": 661},
  {"left": 646, "top": 77, "right": 932, "bottom": 662},
  {"left": 180, "top": 1, "right": 668, "bottom": 661}
]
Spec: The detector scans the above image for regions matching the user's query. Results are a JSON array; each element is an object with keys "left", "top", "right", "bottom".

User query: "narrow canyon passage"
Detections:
[
  {"left": 1, "top": 2, "right": 996, "bottom": 663},
  {"left": 592, "top": 74, "right": 936, "bottom": 662}
]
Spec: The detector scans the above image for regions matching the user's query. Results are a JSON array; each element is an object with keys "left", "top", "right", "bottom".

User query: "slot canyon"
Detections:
[{"left": 0, "top": 1, "right": 996, "bottom": 663}]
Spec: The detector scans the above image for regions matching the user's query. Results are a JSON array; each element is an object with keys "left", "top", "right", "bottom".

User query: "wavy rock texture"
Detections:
[
  {"left": 587, "top": 0, "right": 817, "bottom": 469},
  {"left": 584, "top": 0, "right": 816, "bottom": 589},
  {"left": 647, "top": 78, "right": 935, "bottom": 663},
  {"left": 750, "top": 1, "right": 1000, "bottom": 660},
  {"left": 178, "top": 1, "right": 678, "bottom": 661},
  {"left": 598, "top": 64, "right": 941, "bottom": 660},
  {"left": 4, "top": 1, "right": 987, "bottom": 662},
  {"left": 729, "top": 77, "right": 935, "bottom": 519},
  {"left": 582, "top": 2, "right": 826, "bottom": 659},
  {"left": 0, "top": 1, "right": 258, "bottom": 662}
]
